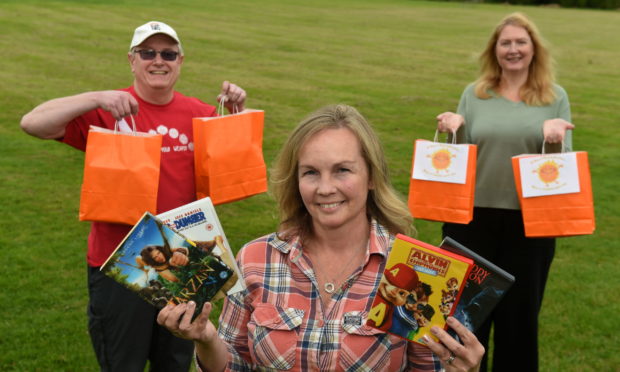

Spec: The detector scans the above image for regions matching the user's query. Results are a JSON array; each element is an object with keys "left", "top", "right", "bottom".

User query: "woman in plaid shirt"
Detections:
[{"left": 158, "top": 105, "right": 484, "bottom": 371}]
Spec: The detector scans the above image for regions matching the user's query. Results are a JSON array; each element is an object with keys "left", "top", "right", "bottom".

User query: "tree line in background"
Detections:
[{"left": 433, "top": 0, "right": 619, "bottom": 9}]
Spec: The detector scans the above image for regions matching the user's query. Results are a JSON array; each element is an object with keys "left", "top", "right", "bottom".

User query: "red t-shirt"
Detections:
[{"left": 62, "top": 86, "right": 217, "bottom": 266}]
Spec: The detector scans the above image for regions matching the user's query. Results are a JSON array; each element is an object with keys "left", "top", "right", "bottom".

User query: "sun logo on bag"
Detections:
[
  {"left": 429, "top": 148, "right": 454, "bottom": 172},
  {"left": 534, "top": 160, "right": 562, "bottom": 185}
]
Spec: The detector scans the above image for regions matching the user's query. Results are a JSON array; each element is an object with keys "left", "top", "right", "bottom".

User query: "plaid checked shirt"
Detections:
[{"left": 203, "top": 220, "right": 441, "bottom": 371}]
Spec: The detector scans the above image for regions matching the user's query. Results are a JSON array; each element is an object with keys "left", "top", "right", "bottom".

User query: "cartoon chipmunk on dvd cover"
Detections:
[
  {"left": 101, "top": 211, "right": 235, "bottom": 318},
  {"left": 366, "top": 234, "right": 473, "bottom": 345}
]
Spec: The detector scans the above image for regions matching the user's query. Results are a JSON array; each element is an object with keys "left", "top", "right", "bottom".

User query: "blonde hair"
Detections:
[
  {"left": 475, "top": 12, "right": 556, "bottom": 106},
  {"left": 271, "top": 104, "right": 414, "bottom": 239}
]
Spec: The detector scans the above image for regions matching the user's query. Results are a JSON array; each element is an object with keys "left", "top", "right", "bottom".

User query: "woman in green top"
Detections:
[{"left": 435, "top": 12, "right": 574, "bottom": 372}]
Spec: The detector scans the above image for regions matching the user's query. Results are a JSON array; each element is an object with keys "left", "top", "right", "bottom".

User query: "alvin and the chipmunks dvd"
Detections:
[{"left": 367, "top": 234, "right": 473, "bottom": 345}]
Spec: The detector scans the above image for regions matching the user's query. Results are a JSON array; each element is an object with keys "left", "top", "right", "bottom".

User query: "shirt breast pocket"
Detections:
[
  {"left": 248, "top": 303, "right": 305, "bottom": 370},
  {"left": 339, "top": 311, "right": 407, "bottom": 372}
]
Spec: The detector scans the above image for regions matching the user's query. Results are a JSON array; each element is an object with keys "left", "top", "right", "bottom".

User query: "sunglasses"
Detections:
[{"left": 134, "top": 49, "right": 179, "bottom": 61}]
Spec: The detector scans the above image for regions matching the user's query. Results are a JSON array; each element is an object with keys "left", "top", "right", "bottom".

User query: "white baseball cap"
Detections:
[{"left": 129, "top": 21, "right": 183, "bottom": 54}]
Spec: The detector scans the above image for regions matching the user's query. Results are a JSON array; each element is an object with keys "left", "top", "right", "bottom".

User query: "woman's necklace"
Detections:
[
  {"left": 324, "top": 281, "right": 336, "bottom": 294},
  {"left": 311, "top": 242, "right": 367, "bottom": 294},
  {"left": 322, "top": 263, "right": 349, "bottom": 294}
]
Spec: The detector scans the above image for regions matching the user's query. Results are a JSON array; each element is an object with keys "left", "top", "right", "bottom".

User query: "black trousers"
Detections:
[
  {"left": 443, "top": 207, "right": 555, "bottom": 372},
  {"left": 87, "top": 266, "right": 193, "bottom": 372}
]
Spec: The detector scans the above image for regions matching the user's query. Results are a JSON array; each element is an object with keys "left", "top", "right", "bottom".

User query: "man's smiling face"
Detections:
[{"left": 129, "top": 34, "right": 183, "bottom": 95}]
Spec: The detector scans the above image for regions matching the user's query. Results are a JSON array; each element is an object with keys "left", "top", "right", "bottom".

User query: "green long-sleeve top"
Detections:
[{"left": 454, "top": 83, "right": 572, "bottom": 210}]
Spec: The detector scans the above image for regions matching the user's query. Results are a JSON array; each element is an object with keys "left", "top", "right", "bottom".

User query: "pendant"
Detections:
[{"left": 324, "top": 282, "right": 335, "bottom": 293}]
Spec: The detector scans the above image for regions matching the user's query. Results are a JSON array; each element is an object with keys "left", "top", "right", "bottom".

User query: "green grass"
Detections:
[{"left": 1, "top": 0, "right": 618, "bottom": 370}]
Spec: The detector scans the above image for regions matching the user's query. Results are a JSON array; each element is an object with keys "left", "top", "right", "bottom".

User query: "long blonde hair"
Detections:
[
  {"left": 475, "top": 12, "right": 556, "bottom": 106},
  {"left": 271, "top": 104, "right": 414, "bottom": 239}
]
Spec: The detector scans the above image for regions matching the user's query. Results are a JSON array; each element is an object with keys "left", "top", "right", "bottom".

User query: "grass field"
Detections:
[{"left": 1, "top": 0, "right": 618, "bottom": 370}]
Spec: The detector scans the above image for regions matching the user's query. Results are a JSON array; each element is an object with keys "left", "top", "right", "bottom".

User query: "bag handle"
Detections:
[
  {"left": 541, "top": 139, "right": 565, "bottom": 155},
  {"left": 113, "top": 115, "right": 137, "bottom": 135},
  {"left": 433, "top": 129, "right": 457, "bottom": 145},
  {"left": 216, "top": 96, "right": 240, "bottom": 116}
]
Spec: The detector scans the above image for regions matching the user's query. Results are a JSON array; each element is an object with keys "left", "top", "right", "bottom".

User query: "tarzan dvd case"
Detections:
[
  {"left": 101, "top": 212, "right": 235, "bottom": 317},
  {"left": 157, "top": 197, "right": 244, "bottom": 296}
]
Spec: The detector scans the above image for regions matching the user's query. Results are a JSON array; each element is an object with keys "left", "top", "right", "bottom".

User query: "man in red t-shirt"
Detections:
[{"left": 20, "top": 21, "right": 247, "bottom": 371}]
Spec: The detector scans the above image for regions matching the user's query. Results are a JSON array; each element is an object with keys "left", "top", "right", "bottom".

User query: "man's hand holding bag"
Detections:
[{"left": 192, "top": 107, "right": 267, "bottom": 205}]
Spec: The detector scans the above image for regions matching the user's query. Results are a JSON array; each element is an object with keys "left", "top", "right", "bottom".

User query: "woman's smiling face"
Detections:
[
  {"left": 297, "top": 127, "right": 372, "bottom": 234},
  {"left": 495, "top": 24, "right": 534, "bottom": 75}
]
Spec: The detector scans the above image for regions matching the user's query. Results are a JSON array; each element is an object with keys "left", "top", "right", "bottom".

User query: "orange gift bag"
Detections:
[
  {"left": 192, "top": 107, "right": 267, "bottom": 205},
  {"left": 79, "top": 117, "right": 162, "bottom": 225},
  {"left": 512, "top": 150, "right": 595, "bottom": 237},
  {"left": 408, "top": 134, "right": 477, "bottom": 224}
]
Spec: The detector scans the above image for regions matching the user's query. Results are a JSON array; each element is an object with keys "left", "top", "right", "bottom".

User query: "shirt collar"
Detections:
[
  {"left": 368, "top": 218, "right": 392, "bottom": 258},
  {"left": 268, "top": 218, "right": 392, "bottom": 261}
]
